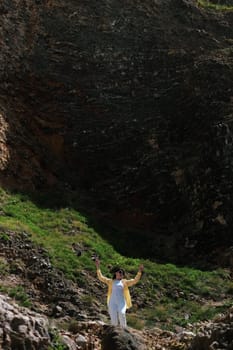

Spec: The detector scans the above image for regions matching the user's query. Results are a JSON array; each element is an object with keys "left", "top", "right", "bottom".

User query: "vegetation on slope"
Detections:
[
  {"left": 0, "top": 188, "right": 232, "bottom": 330},
  {"left": 197, "top": 0, "right": 233, "bottom": 10}
]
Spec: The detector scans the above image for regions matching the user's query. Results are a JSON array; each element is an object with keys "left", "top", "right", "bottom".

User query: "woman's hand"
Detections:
[
  {"left": 139, "top": 264, "right": 144, "bottom": 272},
  {"left": 95, "top": 258, "right": 100, "bottom": 268}
]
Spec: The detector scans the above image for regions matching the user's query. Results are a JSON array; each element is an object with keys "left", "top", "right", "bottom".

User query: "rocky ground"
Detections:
[{"left": 1, "top": 291, "right": 233, "bottom": 349}]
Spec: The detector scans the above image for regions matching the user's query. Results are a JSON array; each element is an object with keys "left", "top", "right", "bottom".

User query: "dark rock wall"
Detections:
[{"left": 0, "top": 0, "right": 233, "bottom": 265}]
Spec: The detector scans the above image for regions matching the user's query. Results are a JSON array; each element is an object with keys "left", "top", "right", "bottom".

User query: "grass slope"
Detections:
[
  {"left": 0, "top": 188, "right": 232, "bottom": 330},
  {"left": 197, "top": 0, "right": 233, "bottom": 10}
]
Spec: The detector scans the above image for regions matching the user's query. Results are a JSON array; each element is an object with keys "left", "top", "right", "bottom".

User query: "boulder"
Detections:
[{"left": 101, "top": 325, "right": 145, "bottom": 350}]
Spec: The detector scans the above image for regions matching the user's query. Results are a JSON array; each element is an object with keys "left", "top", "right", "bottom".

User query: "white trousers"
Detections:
[{"left": 108, "top": 299, "right": 127, "bottom": 327}]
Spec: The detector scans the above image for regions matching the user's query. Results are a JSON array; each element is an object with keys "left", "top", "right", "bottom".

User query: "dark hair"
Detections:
[{"left": 111, "top": 267, "right": 125, "bottom": 279}]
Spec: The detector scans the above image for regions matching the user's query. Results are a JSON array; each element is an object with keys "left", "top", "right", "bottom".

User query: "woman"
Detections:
[{"left": 95, "top": 258, "right": 144, "bottom": 328}]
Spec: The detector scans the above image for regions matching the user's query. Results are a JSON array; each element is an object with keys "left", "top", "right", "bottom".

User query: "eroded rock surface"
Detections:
[{"left": 0, "top": 293, "right": 50, "bottom": 349}]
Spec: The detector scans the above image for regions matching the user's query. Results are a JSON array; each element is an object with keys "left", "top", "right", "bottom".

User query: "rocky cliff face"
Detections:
[{"left": 0, "top": 0, "right": 233, "bottom": 266}]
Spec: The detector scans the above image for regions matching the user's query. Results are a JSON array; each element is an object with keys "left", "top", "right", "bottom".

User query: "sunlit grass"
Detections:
[
  {"left": 0, "top": 190, "right": 123, "bottom": 278},
  {"left": 197, "top": 0, "right": 233, "bottom": 10},
  {"left": 0, "top": 285, "right": 32, "bottom": 308}
]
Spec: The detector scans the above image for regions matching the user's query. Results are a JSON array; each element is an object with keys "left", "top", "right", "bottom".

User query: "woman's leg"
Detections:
[
  {"left": 108, "top": 302, "right": 119, "bottom": 325},
  {"left": 117, "top": 301, "right": 127, "bottom": 328}
]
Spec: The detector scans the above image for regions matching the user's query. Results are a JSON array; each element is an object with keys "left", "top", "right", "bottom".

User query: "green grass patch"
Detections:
[
  {"left": 48, "top": 329, "right": 67, "bottom": 350},
  {"left": 197, "top": 0, "right": 233, "bottom": 10},
  {"left": 139, "top": 261, "right": 233, "bottom": 329},
  {"left": 0, "top": 190, "right": 124, "bottom": 279},
  {"left": 0, "top": 257, "right": 10, "bottom": 275},
  {"left": 127, "top": 313, "right": 145, "bottom": 330},
  {"left": 0, "top": 285, "right": 32, "bottom": 308}
]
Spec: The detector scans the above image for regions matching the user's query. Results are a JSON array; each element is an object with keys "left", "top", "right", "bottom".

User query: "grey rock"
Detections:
[
  {"left": 101, "top": 325, "right": 145, "bottom": 350},
  {"left": 0, "top": 293, "right": 50, "bottom": 349}
]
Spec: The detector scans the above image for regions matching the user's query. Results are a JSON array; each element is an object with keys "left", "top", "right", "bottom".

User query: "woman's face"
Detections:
[{"left": 115, "top": 270, "right": 124, "bottom": 280}]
